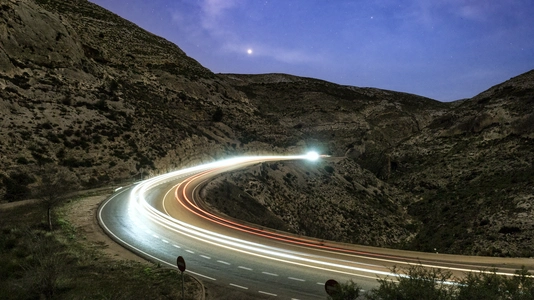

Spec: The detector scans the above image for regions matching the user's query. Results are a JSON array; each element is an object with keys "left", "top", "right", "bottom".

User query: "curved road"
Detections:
[{"left": 98, "top": 155, "right": 534, "bottom": 299}]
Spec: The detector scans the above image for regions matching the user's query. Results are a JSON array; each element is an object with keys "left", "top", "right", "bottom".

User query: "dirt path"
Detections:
[{"left": 63, "top": 192, "right": 148, "bottom": 263}]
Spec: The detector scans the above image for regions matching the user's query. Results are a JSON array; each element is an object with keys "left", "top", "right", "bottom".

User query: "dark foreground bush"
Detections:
[{"left": 333, "top": 265, "right": 534, "bottom": 300}]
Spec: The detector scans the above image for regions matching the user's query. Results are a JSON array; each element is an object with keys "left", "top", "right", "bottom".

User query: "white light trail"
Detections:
[{"left": 123, "top": 154, "right": 525, "bottom": 283}]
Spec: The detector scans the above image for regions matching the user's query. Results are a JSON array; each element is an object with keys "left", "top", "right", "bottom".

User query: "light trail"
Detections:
[
  {"left": 113, "top": 154, "right": 534, "bottom": 292},
  {"left": 126, "top": 155, "right": 398, "bottom": 280}
]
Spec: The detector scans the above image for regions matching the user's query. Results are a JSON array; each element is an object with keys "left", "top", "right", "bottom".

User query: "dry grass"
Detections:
[{"left": 0, "top": 197, "right": 202, "bottom": 300}]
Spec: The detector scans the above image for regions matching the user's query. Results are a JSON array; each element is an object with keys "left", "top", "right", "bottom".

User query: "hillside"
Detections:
[
  {"left": 1, "top": 0, "right": 533, "bottom": 256},
  {"left": 202, "top": 71, "right": 534, "bottom": 255},
  {"left": 390, "top": 71, "right": 534, "bottom": 256}
]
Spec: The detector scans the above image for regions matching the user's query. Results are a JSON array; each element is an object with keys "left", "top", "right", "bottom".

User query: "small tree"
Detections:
[{"left": 36, "top": 165, "right": 76, "bottom": 231}]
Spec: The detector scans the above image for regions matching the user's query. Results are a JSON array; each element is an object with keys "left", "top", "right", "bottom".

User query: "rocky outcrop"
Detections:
[{"left": 0, "top": 0, "right": 84, "bottom": 73}]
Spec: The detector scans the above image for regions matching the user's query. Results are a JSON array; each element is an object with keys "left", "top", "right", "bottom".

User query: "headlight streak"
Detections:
[
  {"left": 126, "top": 155, "right": 525, "bottom": 284},
  {"left": 133, "top": 182, "right": 390, "bottom": 280},
  {"left": 127, "top": 156, "right": 398, "bottom": 280},
  {"left": 177, "top": 168, "right": 522, "bottom": 279}
]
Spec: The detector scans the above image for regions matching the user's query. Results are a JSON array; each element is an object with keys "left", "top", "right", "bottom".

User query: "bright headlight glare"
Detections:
[{"left": 306, "top": 151, "right": 320, "bottom": 161}]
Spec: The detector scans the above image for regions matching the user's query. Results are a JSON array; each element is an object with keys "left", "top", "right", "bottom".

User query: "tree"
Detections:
[{"left": 36, "top": 165, "right": 77, "bottom": 231}]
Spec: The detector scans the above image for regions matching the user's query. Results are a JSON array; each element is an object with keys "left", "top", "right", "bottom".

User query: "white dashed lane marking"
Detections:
[
  {"left": 259, "top": 291, "right": 277, "bottom": 296},
  {"left": 262, "top": 271, "right": 279, "bottom": 277},
  {"left": 230, "top": 283, "right": 248, "bottom": 290},
  {"left": 200, "top": 255, "right": 211, "bottom": 259},
  {"left": 161, "top": 239, "right": 169, "bottom": 243},
  {"left": 217, "top": 260, "right": 231, "bottom": 265},
  {"left": 173, "top": 244, "right": 181, "bottom": 248},
  {"left": 238, "top": 266, "right": 253, "bottom": 271},
  {"left": 186, "top": 250, "right": 195, "bottom": 254},
  {"left": 288, "top": 277, "right": 305, "bottom": 282}
]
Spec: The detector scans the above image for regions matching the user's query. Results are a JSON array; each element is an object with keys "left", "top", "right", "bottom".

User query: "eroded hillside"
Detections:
[
  {"left": 389, "top": 71, "right": 534, "bottom": 256},
  {"left": 1, "top": 0, "right": 533, "bottom": 256}
]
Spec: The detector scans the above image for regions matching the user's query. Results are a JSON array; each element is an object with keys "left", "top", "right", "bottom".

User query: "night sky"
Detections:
[{"left": 89, "top": 0, "right": 534, "bottom": 102}]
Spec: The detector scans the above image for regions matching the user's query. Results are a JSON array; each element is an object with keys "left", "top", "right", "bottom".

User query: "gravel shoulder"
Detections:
[{"left": 63, "top": 192, "right": 148, "bottom": 263}]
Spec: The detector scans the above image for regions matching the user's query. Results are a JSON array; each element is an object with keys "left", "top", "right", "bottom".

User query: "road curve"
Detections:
[{"left": 98, "top": 155, "right": 534, "bottom": 299}]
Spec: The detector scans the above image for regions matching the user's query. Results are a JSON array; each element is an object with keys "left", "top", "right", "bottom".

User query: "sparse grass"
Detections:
[{"left": 0, "top": 200, "right": 202, "bottom": 300}]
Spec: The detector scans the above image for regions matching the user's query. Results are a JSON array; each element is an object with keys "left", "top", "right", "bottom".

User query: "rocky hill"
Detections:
[
  {"left": 389, "top": 71, "right": 534, "bottom": 256},
  {"left": 1, "top": 0, "right": 533, "bottom": 256},
  {"left": 202, "top": 71, "right": 534, "bottom": 255}
]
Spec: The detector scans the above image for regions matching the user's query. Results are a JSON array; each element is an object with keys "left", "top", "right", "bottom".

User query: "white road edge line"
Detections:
[{"left": 98, "top": 191, "right": 216, "bottom": 281}]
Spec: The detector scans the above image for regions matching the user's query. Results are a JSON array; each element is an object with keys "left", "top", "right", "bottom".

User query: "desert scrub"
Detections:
[{"left": 0, "top": 198, "right": 202, "bottom": 299}]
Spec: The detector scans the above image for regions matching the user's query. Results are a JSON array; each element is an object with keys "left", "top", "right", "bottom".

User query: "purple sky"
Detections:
[{"left": 89, "top": 0, "right": 534, "bottom": 102}]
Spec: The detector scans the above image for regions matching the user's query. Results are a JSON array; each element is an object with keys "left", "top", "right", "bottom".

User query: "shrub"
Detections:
[
  {"left": 324, "top": 165, "right": 335, "bottom": 174},
  {"left": 2, "top": 172, "right": 35, "bottom": 202},
  {"left": 368, "top": 265, "right": 456, "bottom": 300}
]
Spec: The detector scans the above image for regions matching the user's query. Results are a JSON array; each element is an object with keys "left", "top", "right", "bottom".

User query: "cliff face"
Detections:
[{"left": 1, "top": 0, "right": 533, "bottom": 256}]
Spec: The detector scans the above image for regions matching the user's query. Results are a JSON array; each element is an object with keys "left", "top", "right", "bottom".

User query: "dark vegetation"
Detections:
[
  {"left": 0, "top": 198, "right": 200, "bottom": 300},
  {"left": 330, "top": 265, "right": 534, "bottom": 300},
  {"left": 202, "top": 179, "right": 290, "bottom": 231}
]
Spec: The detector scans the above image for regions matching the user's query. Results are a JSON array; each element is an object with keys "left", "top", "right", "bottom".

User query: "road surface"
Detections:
[{"left": 98, "top": 155, "right": 534, "bottom": 299}]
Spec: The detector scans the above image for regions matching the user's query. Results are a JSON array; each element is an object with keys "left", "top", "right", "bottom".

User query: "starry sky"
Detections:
[{"left": 89, "top": 0, "right": 534, "bottom": 102}]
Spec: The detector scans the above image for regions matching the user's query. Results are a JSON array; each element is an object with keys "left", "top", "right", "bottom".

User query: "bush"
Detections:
[
  {"left": 2, "top": 172, "right": 35, "bottom": 202},
  {"left": 327, "top": 280, "right": 361, "bottom": 300},
  {"left": 457, "top": 267, "right": 534, "bottom": 300},
  {"left": 212, "top": 107, "right": 223, "bottom": 122},
  {"left": 324, "top": 165, "right": 335, "bottom": 174},
  {"left": 368, "top": 265, "right": 456, "bottom": 300}
]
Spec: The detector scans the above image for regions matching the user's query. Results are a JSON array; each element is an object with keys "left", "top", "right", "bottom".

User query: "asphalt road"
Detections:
[{"left": 98, "top": 155, "right": 534, "bottom": 299}]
